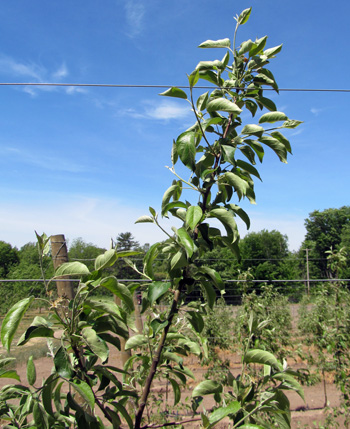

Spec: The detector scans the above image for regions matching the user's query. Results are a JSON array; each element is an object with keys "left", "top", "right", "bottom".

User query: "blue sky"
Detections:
[{"left": 0, "top": 0, "right": 349, "bottom": 252}]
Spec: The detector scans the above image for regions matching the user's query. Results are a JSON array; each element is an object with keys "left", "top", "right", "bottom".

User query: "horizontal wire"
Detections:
[
  {"left": 0, "top": 278, "right": 348, "bottom": 283},
  {"left": 1, "top": 82, "right": 350, "bottom": 93}
]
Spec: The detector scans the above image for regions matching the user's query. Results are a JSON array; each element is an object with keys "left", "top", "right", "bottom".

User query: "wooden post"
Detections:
[{"left": 51, "top": 234, "right": 74, "bottom": 299}]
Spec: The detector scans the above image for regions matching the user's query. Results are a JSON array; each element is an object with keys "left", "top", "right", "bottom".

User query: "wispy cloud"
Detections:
[
  {"left": 310, "top": 107, "right": 324, "bottom": 116},
  {"left": 122, "top": 100, "right": 191, "bottom": 121},
  {"left": 124, "top": 0, "right": 145, "bottom": 37},
  {"left": 0, "top": 54, "right": 86, "bottom": 96},
  {"left": 0, "top": 146, "right": 87, "bottom": 173}
]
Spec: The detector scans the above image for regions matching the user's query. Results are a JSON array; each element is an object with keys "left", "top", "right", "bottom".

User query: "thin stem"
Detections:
[
  {"left": 166, "top": 166, "right": 199, "bottom": 192},
  {"left": 140, "top": 417, "right": 201, "bottom": 428},
  {"left": 134, "top": 282, "right": 184, "bottom": 429},
  {"left": 190, "top": 88, "right": 213, "bottom": 151}
]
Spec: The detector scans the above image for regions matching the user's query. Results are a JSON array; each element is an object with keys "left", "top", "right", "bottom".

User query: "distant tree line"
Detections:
[{"left": 0, "top": 206, "right": 349, "bottom": 312}]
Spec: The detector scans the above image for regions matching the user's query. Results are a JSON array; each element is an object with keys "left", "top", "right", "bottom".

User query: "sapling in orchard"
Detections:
[{"left": 0, "top": 7, "right": 303, "bottom": 428}]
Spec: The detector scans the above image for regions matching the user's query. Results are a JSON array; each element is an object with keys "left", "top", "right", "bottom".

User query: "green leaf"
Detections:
[
  {"left": 84, "top": 298, "right": 122, "bottom": 318},
  {"left": 177, "top": 227, "right": 195, "bottom": 258},
  {"left": 82, "top": 327, "right": 109, "bottom": 362},
  {"left": 1, "top": 296, "right": 34, "bottom": 351},
  {"left": 198, "top": 266, "right": 224, "bottom": 292},
  {"left": 17, "top": 325, "right": 55, "bottom": 346},
  {"left": 27, "top": 356, "right": 36, "bottom": 386},
  {"left": 135, "top": 215, "right": 154, "bottom": 224},
  {"left": 187, "top": 311, "right": 204, "bottom": 333},
  {"left": 55, "top": 261, "right": 90, "bottom": 277},
  {"left": 270, "top": 131, "right": 292, "bottom": 153},
  {"left": 186, "top": 206, "right": 203, "bottom": 230},
  {"left": 100, "top": 277, "right": 134, "bottom": 312},
  {"left": 236, "top": 159, "right": 262, "bottom": 180},
  {"left": 220, "top": 172, "right": 250, "bottom": 201},
  {"left": 176, "top": 131, "right": 196, "bottom": 170},
  {"left": 209, "top": 401, "right": 240, "bottom": 425},
  {"left": 197, "top": 91, "right": 209, "bottom": 111},
  {"left": 198, "top": 38, "right": 231, "bottom": 48},
  {"left": 264, "top": 44, "right": 283, "bottom": 57},
  {"left": 169, "top": 378, "right": 181, "bottom": 405},
  {"left": 259, "top": 136, "right": 288, "bottom": 163},
  {"left": 162, "top": 184, "right": 179, "bottom": 216},
  {"left": 124, "top": 334, "right": 148, "bottom": 351},
  {"left": 227, "top": 204, "right": 250, "bottom": 229},
  {"left": 33, "top": 402, "right": 49, "bottom": 429},
  {"left": 69, "top": 379, "right": 95, "bottom": 410},
  {"left": 188, "top": 70, "right": 199, "bottom": 87},
  {"left": 249, "top": 36, "right": 268, "bottom": 56},
  {"left": 200, "top": 280, "right": 216, "bottom": 309},
  {"left": 54, "top": 347, "right": 74, "bottom": 379},
  {"left": 143, "top": 242, "right": 160, "bottom": 279},
  {"left": 238, "top": 39, "right": 254, "bottom": 55},
  {"left": 241, "top": 124, "right": 265, "bottom": 137},
  {"left": 209, "top": 207, "right": 239, "bottom": 244},
  {"left": 207, "top": 98, "right": 242, "bottom": 115},
  {"left": 148, "top": 282, "right": 171, "bottom": 305},
  {"left": 192, "top": 380, "right": 222, "bottom": 397},
  {"left": 257, "top": 96, "right": 277, "bottom": 111},
  {"left": 281, "top": 119, "right": 303, "bottom": 129},
  {"left": 42, "top": 374, "right": 57, "bottom": 416},
  {"left": 244, "top": 349, "right": 283, "bottom": 371},
  {"left": 95, "top": 249, "right": 117, "bottom": 271},
  {"left": 170, "top": 250, "right": 187, "bottom": 272},
  {"left": 259, "top": 111, "right": 288, "bottom": 124},
  {"left": 222, "top": 144, "right": 236, "bottom": 165},
  {"left": 273, "top": 372, "right": 304, "bottom": 400},
  {"left": 0, "top": 369, "right": 20, "bottom": 381},
  {"left": 159, "top": 87, "right": 187, "bottom": 99},
  {"left": 237, "top": 8, "right": 252, "bottom": 25}
]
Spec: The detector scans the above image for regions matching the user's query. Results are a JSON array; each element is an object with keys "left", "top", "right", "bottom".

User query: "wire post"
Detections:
[{"left": 50, "top": 234, "right": 74, "bottom": 299}]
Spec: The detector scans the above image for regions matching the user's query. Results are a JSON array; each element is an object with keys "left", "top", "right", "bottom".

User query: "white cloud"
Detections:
[
  {"left": 0, "top": 54, "right": 87, "bottom": 97},
  {"left": 0, "top": 146, "right": 87, "bottom": 173},
  {"left": 122, "top": 100, "right": 191, "bottom": 121},
  {"left": 53, "top": 63, "right": 68, "bottom": 80},
  {"left": 0, "top": 194, "right": 167, "bottom": 249},
  {"left": 310, "top": 107, "right": 323, "bottom": 116},
  {"left": 124, "top": 0, "right": 145, "bottom": 37}
]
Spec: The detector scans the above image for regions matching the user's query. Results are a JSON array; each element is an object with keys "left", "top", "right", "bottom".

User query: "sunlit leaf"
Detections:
[
  {"left": 159, "top": 87, "right": 187, "bottom": 99},
  {"left": 198, "top": 38, "right": 231, "bottom": 48},
  {"left": 69, "top": 379, "right": 95, "bottom": 410},
  {"left": 27, "top": 356, "right": 36, "bottom": 386},
  {"left": 124, "top": 334, "right": 148, "bottom": 351},
  {"left": 244, "top": 349, "right": 283, "bottom": 371},
  {"left": 135, "top": 215, "right": 154, "bottom": 224},
  {"left": 177, "top": 227, "right": 195, "bottom": 258},
  {"left": 241, "top": 124, "right": 264, "bottom": 137},
  {"left": 148, "top": 282, "right": 171, "bottom": 305},
  {"left": 100, "top": 277, "right": 134, "bottom": 311},
  {"left": 1, "top": 296, "right": 34, "bottom": 351},
  {"left": 207, "top": 98, "right": 242, "bottom": 115},
  {"left": 95, "top": 249, "right": 117, "bottom": 271},
  {"left": 186, "top": 205, "right": 203, "bottom": 230},
  {"left": 82, "top": 327, "right": 109, "bottom": 363},
  {"left": 209, "top": 207, "right": 239, "bottom": 244},
  {"left": 209, "top": 401, "right": 240, "bottom": 425},
  {"left": 176, "top": 131, "right": 196, "bottom": 170},
  {"left": 259, "top": 111, "right": 288, "bottom": 124},
  {"left": 192, "top": 380, "right": 222, "bottom": 397},
  {"left": 237, "top": 8, "right": 252, "bottom": 25}
]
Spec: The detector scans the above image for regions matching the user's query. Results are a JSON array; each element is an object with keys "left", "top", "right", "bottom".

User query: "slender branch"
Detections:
[
  {"left": 134, "top": 281, "right": 185, "bottom": 429},
  {"left": 140, "top": 417, "right": 202, "bottom": 428},
  {"left": 190, "top": 88, "right": 213, "bottom": 151},
  {"left": 166, "top": 166, "right": 199, "bottom": 191}
]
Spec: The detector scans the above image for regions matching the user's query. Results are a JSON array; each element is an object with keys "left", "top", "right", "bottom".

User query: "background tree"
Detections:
[
  {"left": 304, "top": 206, "right": 350, "bottom": 278},
  {"left": 239, "top": 230, "right": 296, "bottom": 287},
  {"left": 68, "top": 237, "right": 106, "bottom": 272},
  {"left": 0, "top": 241, "right": 19, "bottom": 278}
]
